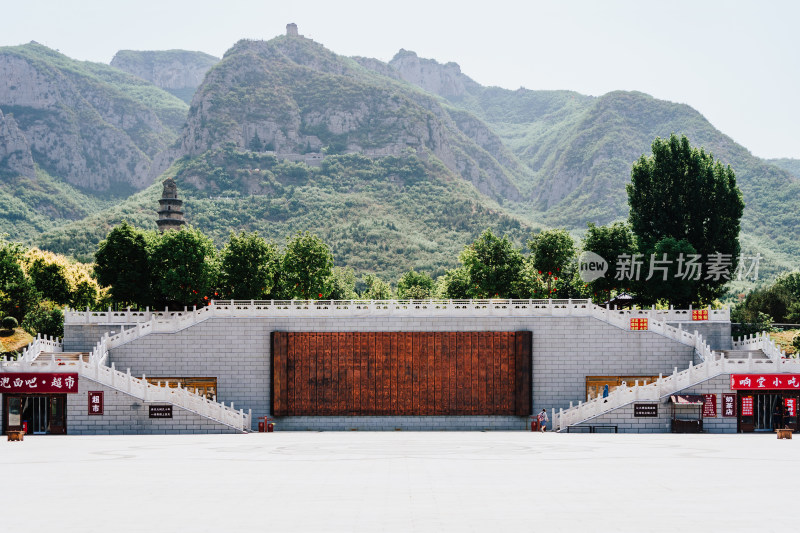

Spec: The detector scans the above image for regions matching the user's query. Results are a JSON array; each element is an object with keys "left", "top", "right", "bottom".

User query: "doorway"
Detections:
[
  {"left": 3, "top": 395, "right": 67, "bottom": 435},
  {"left": 739, "top": 391, "right": 799, "bottom": 433}
]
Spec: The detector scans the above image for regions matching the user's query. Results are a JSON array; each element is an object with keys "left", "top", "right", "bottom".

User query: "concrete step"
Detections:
[
  {"left": 719, "top": 350, "right": 770, "bottom": 360},
  {"left": 35, "top": 352, "right": 89, "bottom": 362}
]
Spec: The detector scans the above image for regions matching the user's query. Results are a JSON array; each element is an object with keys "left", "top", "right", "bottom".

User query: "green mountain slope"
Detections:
[
  {"left": 0, "top": 42, "right": 188, "bottom": 194},
  {"left": 388, "top": 52, "right": 800, "bottom": 275},
  {"left": 37, "top": 148, "right": 528, "bottom": 276}
]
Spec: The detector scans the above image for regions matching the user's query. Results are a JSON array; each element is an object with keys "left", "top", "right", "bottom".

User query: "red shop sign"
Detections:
[
  {"left": 741, "top": 396, "right": 754, "bottom": 416},
  {"left": 786, "top": 398, "right": 797, "bottom": 417},
  {"left": 0, "top": 373, "right": 78, "bottom": 393},
  {"left": 702, "top": 394, "right": 717, "bottom": 417},
  {"left": 730, "top": 374, "right": 800, "bottom": 390},
  {"left": 722, "top": 394, "right": 737, "bottom": 417},
  {"left": 88, "top": 391, "right": 104, "bottom": 415}
]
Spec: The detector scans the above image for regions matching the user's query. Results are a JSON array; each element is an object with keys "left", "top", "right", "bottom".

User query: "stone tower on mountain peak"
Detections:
[
  {"left": 156, "top": 177, "right": 186, "bottom": 232},
  {"left": 286, "top": 23, "right": 298, "bottom": 37}
]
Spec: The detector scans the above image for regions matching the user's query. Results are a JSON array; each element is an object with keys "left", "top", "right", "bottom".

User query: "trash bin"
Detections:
[
  {"left": 258, "top": 421, "right": 265, "bottom": 432},
  {"left": 531, "top": 419, "right": 539, "bottom": 432},
  {"left": 267, "top": 422, "right": 275, "bottom": 433}
]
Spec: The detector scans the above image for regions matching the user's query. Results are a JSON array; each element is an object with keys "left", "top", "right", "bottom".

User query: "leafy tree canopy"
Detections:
[
  {"left": 278, "top": 231, "right": 334, "bottom": 300},
  {"left": 219, "top": 231, "right": 279, "bottom": 300}
]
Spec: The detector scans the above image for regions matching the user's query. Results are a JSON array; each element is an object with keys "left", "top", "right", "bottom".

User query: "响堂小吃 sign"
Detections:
[
  {"left": 148, "top": 405, "right": 173, "bottom": 419},
  {"left": 0, "top": 373, "right": 78, "bottom": 394},
  {"left": 633, "top": 403, "right": 658, "bottom": 417},
  {"left": 730, "top": 374, "right": 800, "bottom": 390}
]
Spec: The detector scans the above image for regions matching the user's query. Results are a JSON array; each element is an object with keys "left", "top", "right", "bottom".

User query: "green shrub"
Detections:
[
  {"left": 1, "top": 315, "right": 18, "bottom": 331},
  {"left": 21, "top": 302, "right": 64, "bottom": 339},
  {"left": 793, "top": 333, "right": 800, "bottom": 353}
]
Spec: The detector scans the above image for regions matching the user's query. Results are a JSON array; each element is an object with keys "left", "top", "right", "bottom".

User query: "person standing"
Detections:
[
  {"left": 537, "top": 408, "right": 549, "bottom": 432},
  {"left": 773, "top": 398, "right": 783, "bottom": 430}
]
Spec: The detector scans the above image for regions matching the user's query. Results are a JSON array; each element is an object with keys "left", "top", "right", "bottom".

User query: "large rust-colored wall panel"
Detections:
[{"left": 271, "top": 331, "right": 532, "bottom": 416}]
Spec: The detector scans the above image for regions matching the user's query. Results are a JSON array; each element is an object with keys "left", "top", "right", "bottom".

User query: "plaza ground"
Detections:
[{"left": 2, "top": 432, "right": 797, "bottom": 532}]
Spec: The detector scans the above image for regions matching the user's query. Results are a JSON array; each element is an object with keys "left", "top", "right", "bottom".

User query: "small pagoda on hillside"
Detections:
[{"left": 156, "top": 177, "right": 186, "bottom": 232}]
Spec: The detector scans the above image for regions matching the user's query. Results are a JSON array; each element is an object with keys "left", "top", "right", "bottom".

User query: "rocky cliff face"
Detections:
[
  {"left": 388, "top": 50, "right": 480, "bottom": 99},
  {"left": 110, "top": 50, "right": 219, "bottom": 103},
  {"left": 0, "top": 43, "right": 187, "bottom": 193},
  {"left": 0, "top": 108, "right": 34, "bottom": 177},
  {"left": 179, "top": 36, "right": 522, "bottom": 201}
]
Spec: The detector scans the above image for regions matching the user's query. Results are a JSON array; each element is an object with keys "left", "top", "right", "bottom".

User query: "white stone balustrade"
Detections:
[
  {"left": 733, "top": 332, "right": 788, "bottom": 361},
  {"left": 66, "top": 300, "right": 729, "bottom": 325},
  {"left": 18, "top": 333, "right": 63, "bottom": 362}
]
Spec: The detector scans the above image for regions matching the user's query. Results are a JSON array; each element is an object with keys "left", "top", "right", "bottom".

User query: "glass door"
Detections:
[
  {"left": 48, "top": 396, "right": 67, "bottom": 434},
  {"left": 754, "top": 393, "right": 782, "bottom": 431}
]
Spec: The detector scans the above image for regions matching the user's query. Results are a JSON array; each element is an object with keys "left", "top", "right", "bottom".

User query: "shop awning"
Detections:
[{"left": 669, "top": 394, "right": 704, "bottom": 405}]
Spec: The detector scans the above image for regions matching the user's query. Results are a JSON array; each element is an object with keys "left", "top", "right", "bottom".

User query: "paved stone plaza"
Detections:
[{"left": 2, "top": 432, "right": 797, "bottom": 532}]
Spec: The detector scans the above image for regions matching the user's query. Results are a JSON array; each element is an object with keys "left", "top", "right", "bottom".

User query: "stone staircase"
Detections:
[{"left": 719, "top": 349, "right": 770, "bottom": 361}]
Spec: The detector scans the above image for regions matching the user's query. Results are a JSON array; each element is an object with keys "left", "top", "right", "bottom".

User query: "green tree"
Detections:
[
  {"left": 278, "top": 232, "right": 334, "bottom": 300},
  {"left": 361, "top": 274, "right": 393, "bottom": 300},
  {"left": 436, "top": 267, "right": 471, "bottom": 299},
  {"left": 396, "top": 269, "right": 434, "bottom": 300},
  {"left": 627, "top": 134, "right": 744, "bottom": 303},
  {"left": 1, "top": 315, "right": 18, "bottom": 332},
  {"left": 218, "top": 231, "right": 279, "bottom": 299},
  {"left": 529, "top": 229, "right": 575, "bottom": 298},
  {"left": 460, "top": 230, "right": 523, "bottom": 298},
  {"left": 150, "top": 226, "right": 218, "bottom": 308},
  {"left": 28, "top": 258, "right": 71, "bottom": 306},
  {"left": 329, "top": 267, "right": 358, "bottom": 300},
  {"left": 0, "top": 239, "right": 35, "bottom": 321},
  {"left": 638, "top": 237, "right": 698, "bottom": 307},
  {"left": 94, "top": 222, "right": 153, "bottom": 308},
  {"left": 581, "top": 222, "right": 637, "bottom": 303}
]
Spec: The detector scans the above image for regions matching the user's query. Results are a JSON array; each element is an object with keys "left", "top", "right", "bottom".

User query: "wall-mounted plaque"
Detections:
[
  {"left": 149, "top": 405, "right": 173, "bottom": 418},
  {"left": 633, "top": 403, "right": 658, "bottom": 417},
  {"left": 88, "top": 391, "right": 104, "bottom": 415},
  {"left": 702, "top": 394, "right": 717, "bottom": 417}
]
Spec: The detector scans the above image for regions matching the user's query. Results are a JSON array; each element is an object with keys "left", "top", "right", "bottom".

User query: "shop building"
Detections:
[{"left": 1, "top": 299, "right": 796, "bottom": 435}]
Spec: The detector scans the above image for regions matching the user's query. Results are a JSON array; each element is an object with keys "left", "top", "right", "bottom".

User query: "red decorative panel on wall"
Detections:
[{"left": 271, "top": 331, "right": 531, "bottom": 416}]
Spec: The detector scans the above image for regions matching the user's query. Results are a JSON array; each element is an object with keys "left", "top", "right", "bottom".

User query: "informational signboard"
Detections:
[
  {"left": 630, "top": 318, "right": 648, "bottom": 331},
  {"left": 722, "top": 394, "right": 737, "bottom": 417},
  {"left": 730, "top": 374, "right": 800, "bottom": 390},
  {"left": 702, "top": 394, "right": 717, "bottom": 417},
  {"left": 149, "top": 405, "right": 173, "bottom": 419},
  {"left": 88, "top": 391, "right": 104, "bottom": 415},
  {"left": 785, "top": 398, "right": 797, "bottom": 417},
  {"left": 633, "top": 403, "right": 658, "bottom": 417},
  {"left": 0, "top": 373, "right": 78, "bottom": 394},
  {"left": 741, "top": 396, "right": 754, "bottom": 416},
  {"left": 692, "top": 309, "right": 709, "bottom": 321}
]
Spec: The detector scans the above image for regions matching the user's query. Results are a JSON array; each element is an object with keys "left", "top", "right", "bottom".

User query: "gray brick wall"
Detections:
[
  {"left": 63, "top": 324, "right": 119, "bottom": 352},
  {"left": 667, "top": 321, "right": 732, "bottom": 351},
  {"left": 66, "top": 375, "right": 242, "bottom": 435},
  {"left": 573, "top": 374, "right": 737, "bottom": 433},
  {"left": 94, "top": 315, "right": 698, "bottom": 431}
]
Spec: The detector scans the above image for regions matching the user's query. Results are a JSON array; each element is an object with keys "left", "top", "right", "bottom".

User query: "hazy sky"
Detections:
[{"left": 4, "top": 0, "right": 798, "bottom": 159}]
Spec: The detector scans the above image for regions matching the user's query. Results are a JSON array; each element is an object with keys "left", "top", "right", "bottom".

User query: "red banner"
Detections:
[
  {"left": 722, "top": 393, "right": 737, "bottom": 417},
  {"left": 730, "top": 374, "right": 800, "bottom": 390},
  {"left": 0, "top": 373, "right": 78, "bottom": 393},
  {"left": 702, "top": 394, "right": 717, "bottom": 417},
  {"left": 630, "top": 318, "right": 648, "bottom": 331},
  {"left": 692, "top": 309, "right": 709, "bottom": 321},
  {"left": 741, "top": 396, "right": 754, "bottom": 416},
  {"left": 88, "top": 391, "right": 104, "bottom": 415},
  {"left": 786, "top": 398, "right": 797, "bottom": 417}
]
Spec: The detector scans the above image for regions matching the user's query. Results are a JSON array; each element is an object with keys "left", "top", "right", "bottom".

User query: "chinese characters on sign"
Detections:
[
  {"left": 785, "top": 398, "right": 797, "bottom": 417},
  {"left": 630, "top": 318, "right": 648, "bottom": 331},
  {"left": 149, "top": 405, "right": 173, "bottom": 419},
  {"left": 722, "top": 394, "right": 737, "bottom": 417},
  {"left": 0, "top": 373, "right": 78, "bottom": 393},
  {"left": 88, "top": 391, "right": 103, "bottom": 415},
  {"left": 741, "top": 396, "right": 754, "bottom": 416},
  {"left": 633, "top": 403, "right": 658, "bottom": 417},
  {"left": 702, "top": 394, "right": 717, "bottom": 417},
  {"left": 692, "top": 309, "right": 709, "bottom": 321},
  {"left": 729, "top": 374, "right": 800, "bottom": 390}
]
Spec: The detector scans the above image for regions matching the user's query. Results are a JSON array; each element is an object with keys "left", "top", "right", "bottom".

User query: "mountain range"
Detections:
[{"left": 1, "top": 30, "right": 797, "bottom": 282}]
